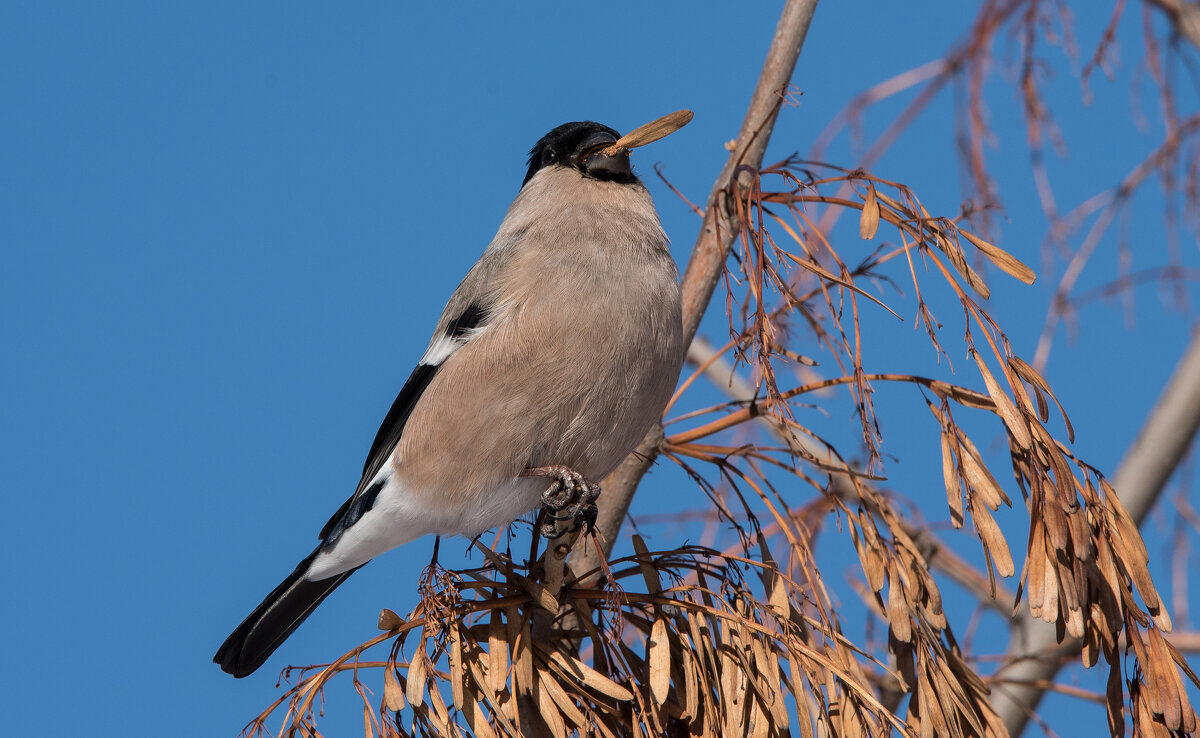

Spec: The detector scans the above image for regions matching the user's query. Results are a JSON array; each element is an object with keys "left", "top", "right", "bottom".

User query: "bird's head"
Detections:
[{"left": 522, "top": 121, "right": 633, "bottom": 188}]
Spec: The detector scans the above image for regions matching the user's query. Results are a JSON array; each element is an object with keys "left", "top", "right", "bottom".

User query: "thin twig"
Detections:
[{"left": 569, "top": 0, "right": 821, "bottom": 578}]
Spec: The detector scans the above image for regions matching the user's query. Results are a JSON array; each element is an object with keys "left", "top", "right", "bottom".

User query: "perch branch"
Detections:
[{"left": 569, "top": 0, "right": 821, "bottom": 579}]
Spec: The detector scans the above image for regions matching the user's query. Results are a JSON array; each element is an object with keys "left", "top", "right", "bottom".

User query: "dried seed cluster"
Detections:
[{"left": 240, "top": 144, "right": 1196, "bottom": 738}]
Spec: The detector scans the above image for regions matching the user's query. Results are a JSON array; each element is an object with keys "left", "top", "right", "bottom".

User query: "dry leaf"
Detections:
[
  {"left": 448, "top": 620, "right": 465, "bottom": 711},
  {"left": 378, "top": 609, "right": 402, "bottom": 631},
  {"left": 510, "top": 607, "right": 534, "bottom": 696},
  {"left": 749, "top": 690, "right": 770, "bottom": 738},
  {"left": 535, "top": 674, "right": 568, "bottom": 737},
  {"left": 959, "top": 229, "right": 1036, "bottom": 284},
  {"left": 1009, "top": 355, "right": 1074, "bottom": 441},
  {"left": 384, "top": 667, "right": 406, "bottom": 712},
  {"left": 467, "top": 699, "right": 498, "bottom": 738},
  {"left": 850, "top": 523, "right": 886, "bottom": 593},
  {"left": 939, "top": 428, "right": 964, "bottom": 527},
  {"left": 407, "top": 650, "right": 427, "bottom": 708},
  {"left": 959, "top": 437, "right": 1010, "bottom": 510},
  {"left": 602, "top": 109, "right": 694, "bottom": 155},
  {"left": 973, "top": 351, "right": 1033, "bottom": 449},
  {"left": 677, "top": 631, "right": 699, "bottom": 721},
  {"left": 972, "top": 501, "right": 1015, "bottom": 577},
  {"left": 887, "top": 561, "right": 912, "bottom": 643},
  {"left": 649, "top": 617, "right": 671, "bottom": 706},
  {"left": 424, "top": 679, "right": 454, "bottom": 736},
  {"left": 860, "top": 183, "right": 880, "bottom": 239},
  {"left": 632, "top": 534, "right": 662, "bottom": 594},
  {"left": 488, "top": 610, "right": 508, "bottom": 697},
  {"left": 538, "top": 670, "right": 586, "bottom": 727},
  {"left": 544, "top": 649, "right": 634, "bottom": 702},
  {"left": 768, "top": 572, "right": 791, "bottom": 618}
]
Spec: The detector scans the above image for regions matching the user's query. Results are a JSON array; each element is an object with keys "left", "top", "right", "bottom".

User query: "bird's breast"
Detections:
[{"left": 394, "top": 175, "right": 683, "bottom": 534}]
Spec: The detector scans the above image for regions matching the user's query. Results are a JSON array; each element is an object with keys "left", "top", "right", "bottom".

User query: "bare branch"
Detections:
[
  {"left": 569, "top": 0, "right": 820, "bottom": 578},
  {"left": 682, "top": 336, "right": 1018, "bottom": 615}
]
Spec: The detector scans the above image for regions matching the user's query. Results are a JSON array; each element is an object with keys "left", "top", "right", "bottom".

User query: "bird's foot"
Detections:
[{"left": 521, "top": 465, "right": 601, "bottom": 539}]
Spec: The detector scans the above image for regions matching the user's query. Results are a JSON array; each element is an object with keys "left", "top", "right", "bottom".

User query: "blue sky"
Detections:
[{"left": 3, "top": 2, "right": 1196, "bottom": 736}]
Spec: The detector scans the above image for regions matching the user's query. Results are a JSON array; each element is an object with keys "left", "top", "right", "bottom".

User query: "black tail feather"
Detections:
[{"left": 214, "top": 548, "right": 359, "bottom": 678}]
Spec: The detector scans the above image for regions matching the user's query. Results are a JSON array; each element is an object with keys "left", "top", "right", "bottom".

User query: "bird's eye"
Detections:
[{"left": 541, "top": 148, "right": 556, "bottom": 166}]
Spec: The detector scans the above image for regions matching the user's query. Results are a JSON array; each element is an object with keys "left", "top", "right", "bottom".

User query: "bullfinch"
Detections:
[{"left": 215, "top": 117, "right": 687, "bottom": 678}]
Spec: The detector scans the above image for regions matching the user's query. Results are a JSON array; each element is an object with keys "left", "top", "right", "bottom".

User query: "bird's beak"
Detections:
[{"left": 578, "top": 131, "right": 632, "bottom": 179}]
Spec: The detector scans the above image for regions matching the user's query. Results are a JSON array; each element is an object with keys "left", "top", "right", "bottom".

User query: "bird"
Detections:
[{"left": 214, "top": 117, "right": 687, "bottom": 678}]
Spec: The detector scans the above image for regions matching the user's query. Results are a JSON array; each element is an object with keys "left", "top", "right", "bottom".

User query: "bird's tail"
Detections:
[{"left": 214, "top": 548, "right": 360, "bottom": 678}]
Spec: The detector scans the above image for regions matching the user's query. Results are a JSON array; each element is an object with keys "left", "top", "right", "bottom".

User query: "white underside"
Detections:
[
  {"left": 309, "top": 320, "right": 522, "bottom": 581},
  {"left": 305, "top": 465, "right": 545, "bottom": 581}
]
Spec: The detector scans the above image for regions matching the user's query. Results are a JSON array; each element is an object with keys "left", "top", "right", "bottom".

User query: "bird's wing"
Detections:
[
  {"left": 217, "top": 291, "right": 493, "bottom": 674},
  {"left": 317, "top": 252, "right": 508, "bottom": 542},
  {"left": 357, "top": 303, "right": 488, "bottom": 494}
]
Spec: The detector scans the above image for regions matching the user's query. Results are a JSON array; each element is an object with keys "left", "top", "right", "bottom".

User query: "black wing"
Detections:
[{"left": 318, "top": 303, "right": 487, "bottom": 539}]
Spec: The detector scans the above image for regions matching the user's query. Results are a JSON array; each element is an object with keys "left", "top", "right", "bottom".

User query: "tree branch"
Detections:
[
  {"left": 569, "top": 0, "right": 820, "bottom": 579},
  {"left": 994, "top": 328, "right": 1200, "bottom": 736},
  {"left": 999, "top": 3, "right": 1200, "bottom": 728},
  {"left": 680, "top": 337, "right": 1018, "bottom": 614}
]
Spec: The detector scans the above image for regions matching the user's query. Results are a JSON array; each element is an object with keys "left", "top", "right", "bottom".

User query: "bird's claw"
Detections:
[
  {"left": 540, "top": 469, "right": 588, "bottom": 511},
  {"left": 527, "top": 466, "right": 601, "bottom": 539}
]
